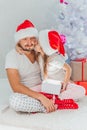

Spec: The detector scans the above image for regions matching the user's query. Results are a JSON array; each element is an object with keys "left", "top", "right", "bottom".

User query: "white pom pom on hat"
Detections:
[{"left": 14, "top": 19, "right": 38, "bottom": 43}]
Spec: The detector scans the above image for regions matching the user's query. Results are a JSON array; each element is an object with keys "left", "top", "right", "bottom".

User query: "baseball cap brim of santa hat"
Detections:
[
  {"left": 14, "top": 20, "right": 38, "bottom": 43},
  {"left": 39, "top": 29, "right": 57, "bottom": 56}
]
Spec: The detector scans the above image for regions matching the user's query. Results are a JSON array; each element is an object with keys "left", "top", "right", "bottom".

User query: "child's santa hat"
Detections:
[
  {"left": 39, "top": 29, "right": 65, "bottom": 56},
  {"left": 14, "top": 19, "right": 38, "bottom": 43}
]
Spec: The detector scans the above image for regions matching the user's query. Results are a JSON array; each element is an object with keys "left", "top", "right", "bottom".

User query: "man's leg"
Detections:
[{"left": 9, "top": 93, "right": 46, "bottom": 113}]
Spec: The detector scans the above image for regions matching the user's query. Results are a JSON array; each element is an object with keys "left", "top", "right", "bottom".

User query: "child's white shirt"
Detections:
[{"left": 39, "top": 53, "right": 66, "bottom": 81}]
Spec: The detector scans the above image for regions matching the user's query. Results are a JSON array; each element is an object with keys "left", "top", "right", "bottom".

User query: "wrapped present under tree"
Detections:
[
  {"left": 70, "top": 58, "right": 87, "bottom": 95},
  {"left": 70, "top": 58, "right": 87, "bottom": 81}
]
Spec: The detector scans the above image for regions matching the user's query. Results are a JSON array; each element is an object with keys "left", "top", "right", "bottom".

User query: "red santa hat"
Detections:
[
  {"left": 14, "top": 19, "right": 38, "bottom": 43},
  {"left": 39, "top": 29, "right": 65, "bottom": 56}
]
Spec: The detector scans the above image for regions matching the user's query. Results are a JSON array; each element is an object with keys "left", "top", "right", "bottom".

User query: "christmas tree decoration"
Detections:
[{"left": 46, "top": 0, "right": 87, "bottom": 60}]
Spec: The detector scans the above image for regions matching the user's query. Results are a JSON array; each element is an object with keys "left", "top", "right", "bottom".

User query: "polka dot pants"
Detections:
[{"left": 9, "top": 93, "right": 46, "bottom": 113}]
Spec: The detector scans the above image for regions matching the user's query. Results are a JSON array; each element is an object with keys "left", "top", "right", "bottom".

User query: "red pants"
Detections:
[{"left": 40, "top": 92, "right": 78, "bottom": 109}]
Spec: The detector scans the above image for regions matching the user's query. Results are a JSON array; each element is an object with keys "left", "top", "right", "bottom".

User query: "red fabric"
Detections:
[
  {"left": 48, "top": 31, "right": 65, "bottom": 56},
  {"left": 40, "top": 92, "right": 78, "bottom": 109},
  {"left": 58, "top": 102, "right": 78, "bottom": 109},
  {"left": 16, "top": 20, "right": 34, "bottom": 32}
]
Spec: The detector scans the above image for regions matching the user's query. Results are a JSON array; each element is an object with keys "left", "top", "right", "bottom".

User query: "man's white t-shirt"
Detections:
[{"left": 5, "top": 49, "right": 42, "bottom": 91}]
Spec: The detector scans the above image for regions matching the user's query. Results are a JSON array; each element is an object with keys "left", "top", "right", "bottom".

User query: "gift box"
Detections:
[
  {"left": 41, "top": 79, "right": 61, "bottom": 95},
  {"left": 70, "top": 58, "right": 87, "bottom": 81},
  {"left": 75, "top": 81, "right": 87, "bottom": 95}
]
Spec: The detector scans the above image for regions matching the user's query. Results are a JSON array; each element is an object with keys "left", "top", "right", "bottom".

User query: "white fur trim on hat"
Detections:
[
  {"left": 39, "top": 30, "right": 57, "bottom": 56},
  {"left": 15, "top": 27, "right": 38, "bottom": 43}
]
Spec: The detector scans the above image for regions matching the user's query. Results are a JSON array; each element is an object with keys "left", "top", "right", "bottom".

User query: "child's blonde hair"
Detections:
[{"left": 36, "top": 52, "right": 49, "bottom": 78}]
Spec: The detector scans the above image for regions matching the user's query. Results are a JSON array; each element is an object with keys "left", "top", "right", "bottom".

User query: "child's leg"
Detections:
[
  {"left": 59, "top": 83, "right": 86, "bottom": 100},
  {"left": 9, "top": 93, "right": 46, "bottom": 113}
]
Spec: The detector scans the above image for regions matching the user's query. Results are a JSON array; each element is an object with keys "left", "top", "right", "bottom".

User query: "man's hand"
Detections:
[{"left": 38, "top": 94, "right": 57, "bottom": 113}]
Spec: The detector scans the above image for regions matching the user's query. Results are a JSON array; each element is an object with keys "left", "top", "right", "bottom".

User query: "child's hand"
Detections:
[
  {"left": 61, "top": 82, "right": 68, "bottom": 92},
  {"left": 15, "top": 44, "right": 24, "bottom": 54},
  {"left": 35, "top": 44, "right": 42, "bottom": 53}
]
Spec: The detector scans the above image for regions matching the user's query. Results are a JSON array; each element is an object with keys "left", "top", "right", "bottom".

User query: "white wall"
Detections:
[
  {"left": 0, "top": 79, "right": 12, "bottom": 106},
  {"left": 0, "top": 0, "right": 56, "bottom": 78}
]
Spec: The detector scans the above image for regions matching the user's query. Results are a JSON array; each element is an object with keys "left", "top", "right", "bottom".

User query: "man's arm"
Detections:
[
  {"left": 6, "top": 69, "right": 56, "bottom": 113},
  {"left": 6, "top": 68, "right": 41, "bottom": 99}
]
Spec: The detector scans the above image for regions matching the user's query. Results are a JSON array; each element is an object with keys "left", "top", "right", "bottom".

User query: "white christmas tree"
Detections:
[{"left": 46, "top": 0, "right": 87, "bottom": 60}]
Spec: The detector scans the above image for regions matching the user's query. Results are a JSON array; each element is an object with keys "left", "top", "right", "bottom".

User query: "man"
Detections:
[{"left": 5, "top": 20, "right": 56, "bottom": 113}]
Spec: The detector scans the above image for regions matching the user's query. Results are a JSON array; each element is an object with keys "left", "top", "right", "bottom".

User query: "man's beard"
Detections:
[{"left": 18, "top": 43, "right": 34, "bottom": 52}]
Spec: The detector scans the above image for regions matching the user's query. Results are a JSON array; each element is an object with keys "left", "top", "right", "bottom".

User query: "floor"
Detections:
[{"left": 0, "top": 96, "right": 87, "bottom": 130}]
